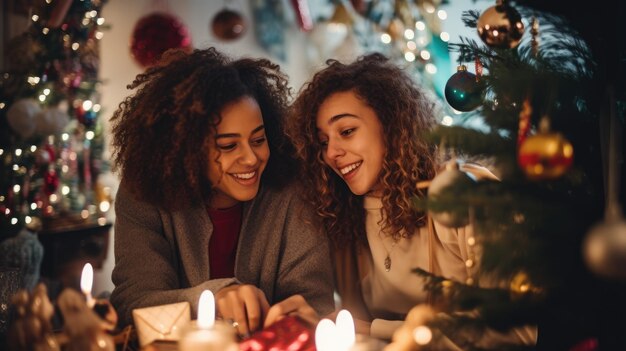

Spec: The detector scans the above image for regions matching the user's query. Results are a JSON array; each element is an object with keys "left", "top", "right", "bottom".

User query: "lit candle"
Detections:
[
  {"left": 315, "top": 309, "right": 386, "bottom": 351},
  {"left": 178, "top": 290, "right": 237, "bottom": 351},
  {"left": 80, "top": 263, "right": 95, "bottom": 308}
]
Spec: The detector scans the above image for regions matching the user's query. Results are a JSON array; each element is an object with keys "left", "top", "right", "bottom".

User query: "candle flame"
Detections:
[
  {"left": 315, "top": 319, "right": 337, "bottom": 351},
  {"left": 315, "top": 309, "right": 355, "bottom": 351},
  {"left": 336, "top": 309, "right": 356, "bottom": 349},
  {"left": 197, "top": 290, "right": 215, "bottom": 329},
  {"left": 80, "top": 263, "right": 93, "bottom": 295}
]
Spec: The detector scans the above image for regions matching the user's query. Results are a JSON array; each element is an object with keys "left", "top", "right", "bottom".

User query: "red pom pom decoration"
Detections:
[{"left": 130, "top": 13, "right": 192, "bottom": 68}]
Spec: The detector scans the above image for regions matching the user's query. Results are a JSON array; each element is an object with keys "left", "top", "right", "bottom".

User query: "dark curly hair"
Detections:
[
  {"left": 286, "top": 53, "right": 438, "bottom": 248},
  {"left": 110, "top": 47, "right": 295, "bottom": 210}
]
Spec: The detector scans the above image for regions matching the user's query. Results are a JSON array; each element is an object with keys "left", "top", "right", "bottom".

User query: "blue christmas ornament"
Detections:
[{"left": 444, "top": 65, "right": 484, "bottom": 112}]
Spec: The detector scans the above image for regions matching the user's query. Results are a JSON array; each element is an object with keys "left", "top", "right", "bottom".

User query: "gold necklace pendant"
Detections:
[{"left": 384, "top": 254, "right": 392, "bottom": 272}]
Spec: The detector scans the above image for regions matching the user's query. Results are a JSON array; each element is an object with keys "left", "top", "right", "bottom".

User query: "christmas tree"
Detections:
[
  {"left": 0, "top": 0, "right": 110, "bottom": 239},
  {"left": 405, "top": 0, "right": 626, "bottom": 350}
]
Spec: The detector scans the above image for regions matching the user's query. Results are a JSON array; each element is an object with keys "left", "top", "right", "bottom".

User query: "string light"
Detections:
[
  {"left": 381, "top": 33, "right": 392, "bottom": 44},
  {"left": 32, "top": 15, "right": 39, "bottom": 22},
  {"left": 437, "top": 10, "right": 448, "bottom": 20},
  {"left": 420, "top": 50, "right": 431, "bottom": 60},
  {"left": 404, "top": 52, "right": 416, "bottom": 62},
  {"left": 72, "top": 43, "right": 80, "bottom": 50},
  {"left": 440, "top": 32, "right": 450, "bottom": 42},
  {"left": 425, "top": 63, "right": 437, "bottom": 74},
  {"left": 15, "top": 149, "right": 22, "bottom": 156},
  {"left": 62, "top": 186, "right": 70, "bottom": 195},
  {"left": 404, "top": 29, "right": 415, "bottom": 40},
  {"left": 83, "top": 100, "right": 93, "bottom": 110},
  {"left": 99, "top": 200, "right": 110, "bottom": 212},
  {"left": 415, "top": 21, "right": 426, "bottom": 31},
  {"left": 0, "top": 102, "right": 5, "bottom": 109},
  {"left": 86, "top": 131, "right": 95, "bottom": 140},
  {"left": 13, "top": 185, "right": 21, "bottom": 193},
  {"left": 441, "top": 115, "right": 454, "bottom": 126},
  {"left": 42, "top": 28, "right": 50, "bottom": 35},
  {"left": 413, "top": 326, "right": 433, "bottom": 345},
  {"left": 92, "top": 104, "right": 101, "bottom": 112},
  {"left": 97, "top": 18, "right": 105, "bottom": 25}
]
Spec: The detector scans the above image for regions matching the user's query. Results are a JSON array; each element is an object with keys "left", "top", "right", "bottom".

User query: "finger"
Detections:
[
  {"left": 216, "top": 296, "right": 232, "bottom": 321},
  {"left": 256, "top": 289, "right": 271, "bottom": 318},
  {"left": 229, "top": 291, "right": 250, "bottom": 336},
  {"left": 240, "top": 287, "right": 262, "bottom": 332},
  {"left": 264, "top": 295, "right": 309, "bottom": 328}
]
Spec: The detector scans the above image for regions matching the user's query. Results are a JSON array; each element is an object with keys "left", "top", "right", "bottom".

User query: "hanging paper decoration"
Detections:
[
  {"left": 130, "top": 13, "right": 192, "bottom": 68},
  {"left": 444, "top": 65, "right": 483, "bottom": 112},
  {"left": 290, "top": 0, "right": 313, "bottom": 31},
  {"left": 251, "top": 0, "right": 287, "bottom": 61},
  {"left": 212, "top": 7, "right": 247, "bottom": 41},
  {"left": 477, "top": 0, "right": 525, "bottom": 49}
]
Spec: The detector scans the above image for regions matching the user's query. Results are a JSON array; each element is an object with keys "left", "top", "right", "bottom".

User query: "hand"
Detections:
[
  {"left": 354, "top": 318, "right": 371, "bottom": 335},
  {"left": 215, "top": 284, "right": 270, "bottom": 337},
  {"left": 264, "top": 294, "right": 320, "bottom": 328}
]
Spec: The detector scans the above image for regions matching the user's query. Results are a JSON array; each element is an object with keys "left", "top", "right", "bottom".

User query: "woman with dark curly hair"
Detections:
[
  {"left": 108, "top": 47, "right": 334, "bottom": 336},
  {"left": 266, "top": 53, "right": 536, "bottom": 347}
]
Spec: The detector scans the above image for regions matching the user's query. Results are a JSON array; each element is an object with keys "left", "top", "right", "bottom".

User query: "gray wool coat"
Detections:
[{"left": 110, "top": 181, "right": 335, "bottom": 327}]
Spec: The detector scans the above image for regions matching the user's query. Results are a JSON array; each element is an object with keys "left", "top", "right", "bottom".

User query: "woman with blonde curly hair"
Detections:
[
  {"left": 109, "top": 47, "right": 334, "bottom": 336},
  {"left": 266, "top": 53, "right": 536, "bottom": 347}
]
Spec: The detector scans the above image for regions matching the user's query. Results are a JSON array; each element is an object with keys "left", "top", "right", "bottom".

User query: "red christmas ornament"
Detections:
[
  {"left": 43, "top": 169, "right": 60, "bottom": 196},
  {"left": 239, "top": 316, "right": 315, "bottom": 351},
  {"left": 211, "top": 8, "right": 247, "bottom": 41},
  {"left": 130, "top": 13, "right": 192, "bottom": 68}
]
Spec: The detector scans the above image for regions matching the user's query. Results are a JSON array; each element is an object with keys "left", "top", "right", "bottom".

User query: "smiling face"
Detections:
[
  {"left": 207, "top": 96, "right": 269, "bottom": 208},
  {"left": 316, "top": 90, "right": 386, "bottom": 196}
]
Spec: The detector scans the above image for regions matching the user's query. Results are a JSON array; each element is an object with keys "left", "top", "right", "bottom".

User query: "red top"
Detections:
[{"left": 207, "top": 203, "right": 243, "bottom": 279}]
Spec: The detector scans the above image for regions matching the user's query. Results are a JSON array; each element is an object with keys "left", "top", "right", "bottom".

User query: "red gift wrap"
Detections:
[{"left": 239, "top": 315, "right": 316, "bottom": 351}]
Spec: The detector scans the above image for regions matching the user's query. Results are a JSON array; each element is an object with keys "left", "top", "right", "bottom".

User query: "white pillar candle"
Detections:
[{"left": 178, "top": 290, "right": 237, "bottom": 351}]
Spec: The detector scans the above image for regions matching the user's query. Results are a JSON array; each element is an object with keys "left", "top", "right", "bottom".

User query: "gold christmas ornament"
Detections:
[
  {"left": 477, "top": 0, "right": 525, "bottom": 49},
  {"left": 517, "top": 118, "right": 574, "bottom": 180}
]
